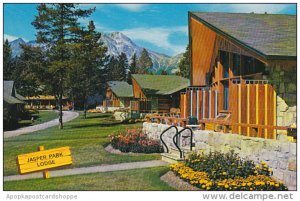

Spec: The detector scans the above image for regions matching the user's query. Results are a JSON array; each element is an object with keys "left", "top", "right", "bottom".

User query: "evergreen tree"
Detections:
[
  {"left": 129, "top": 53, "right": 137, "bottom": 74},
  {"left": 68, "top": 20, "right": 107, "bottom": 118},
  {"left": 109, "top": 53, "right": 127, "bottom": 81},
  {"left": 117, "top": 52, "right": 128, "bottom": 81},
  {"left": 3, "top": 39, "right": 14, "bottom": 80},
  {"left": 178, "top": 44, "right": 190, "bottom": 79},
  {"left": 137, "top": 48, "right": 153, "bottom": 74},
  {"left": 32, "top": 3, "right": 94, "bottom": 129},
  {"left": 14, "top": 44, "right": 47, "bottom": 96}
]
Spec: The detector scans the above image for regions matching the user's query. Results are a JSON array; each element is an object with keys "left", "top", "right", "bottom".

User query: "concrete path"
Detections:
[
  {"left": 4, "top": 160, "right": 168, "bottom": 182},
  {"left": 4, "top": 111, "right": 79, "bottom": 138}
]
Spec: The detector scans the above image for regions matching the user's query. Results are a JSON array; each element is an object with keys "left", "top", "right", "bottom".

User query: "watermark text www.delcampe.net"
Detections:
[
  {"left": 6, "top": 193, "right": 78, "bottom": 200},
  {"left": 202, "top": 192, "right": 294, "bottom": 200}
]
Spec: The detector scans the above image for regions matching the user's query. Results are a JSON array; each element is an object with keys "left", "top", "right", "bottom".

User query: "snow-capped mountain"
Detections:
[
  {"left": 9, "top": 32, "right": 183, "bottom": 74},
  {"left": 9, "top": 38, "right": 26, "bottom": 58}
]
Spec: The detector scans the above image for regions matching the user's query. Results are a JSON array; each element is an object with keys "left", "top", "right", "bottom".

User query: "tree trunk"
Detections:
[
  {"left": 59, "top": 89, "right": 63, "bottom": 129},
  {"left": 83, "top": 98, "right": 87, "bottom": 119}
]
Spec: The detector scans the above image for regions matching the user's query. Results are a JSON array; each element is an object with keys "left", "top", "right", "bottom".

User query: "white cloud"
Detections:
[
  {"left": 121, "top": 26, "right": 187, "bottom": 55},
  {"left": 229, "top": 4, "right": 291, "bottom": 14},
  {"left": 4, "top": 34, "right": 27, "bottom": 42},
  {"left": 117, "top": 4, "right": 145, "bottom": 12}
]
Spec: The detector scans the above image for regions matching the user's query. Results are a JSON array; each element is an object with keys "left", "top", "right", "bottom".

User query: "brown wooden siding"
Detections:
[
  {"left": 190, "top": 17, "right": 217, "bottom": 86},
  {"left": 132, "top": 78, "right": 146, "bottom": 99}
]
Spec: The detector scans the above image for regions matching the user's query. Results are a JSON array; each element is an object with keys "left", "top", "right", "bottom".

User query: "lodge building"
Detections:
[{"left": 179, "top": 12, "right": 296, "bottom": 139}]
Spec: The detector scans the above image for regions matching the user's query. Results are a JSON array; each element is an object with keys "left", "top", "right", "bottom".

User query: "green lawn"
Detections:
[
  {"left": 18, "top": 110, "right": 58, "bottom": 127},
  {"left": 4, "top": 166, "right": 174, "bottom": 191},
  {"left": 4, "top": 112, "right": 160, "bottom": 176}
]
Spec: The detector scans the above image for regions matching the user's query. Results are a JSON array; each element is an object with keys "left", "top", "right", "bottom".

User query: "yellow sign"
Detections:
[{"left": 17, "top": 146, "right": 72, "bottom": 175}]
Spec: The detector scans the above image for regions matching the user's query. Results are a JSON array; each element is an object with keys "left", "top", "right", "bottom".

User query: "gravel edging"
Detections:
[
  {"left": 160, "top": 171, "right": 201, "bottom": 191},
  {"left": 105, "top": 144, "right": 159, "bottom": 156}
]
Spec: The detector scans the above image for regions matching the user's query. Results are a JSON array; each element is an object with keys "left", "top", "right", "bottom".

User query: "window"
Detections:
[
  {"left": 223, "top": 81, "right": 229, "bottom": 110},
  {"left": 243, "top": 56, "right": 254, "bottom": 74},
  {"left": 232, "top": 53, "right": 241, "bottom": 76},
  {"left": 243, "top": 56, "right": 266, "bottom": 75},
  {"left": 220, "top": 51, "right": 229, "bottom": 78}
]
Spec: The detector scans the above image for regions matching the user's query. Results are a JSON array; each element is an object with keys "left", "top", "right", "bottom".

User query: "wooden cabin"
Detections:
[
  {"left": 25, "top": 95, "right": 71, "bottom": 110},
  {"left": 180, "top": 12, "right": 296, "bottom": 139},
  {"left": 104, "top": 81, "right": 134, "bottom": 108},
  {"left": 131, "top": 74, "right": 189, "bottom": 114},
  {"left": 4, "top": 81, "right": 26, "bottom": 130}
]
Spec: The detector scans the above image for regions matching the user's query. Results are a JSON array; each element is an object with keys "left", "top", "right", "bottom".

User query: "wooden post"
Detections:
[
  {"left": 247, "top": 84, "right": 250, "bottom": 136},
  {"left": 264, "top": 84, "right": 268, "bottom": 139},
  {"left": 238, "top": 84, "right": 241, "bottom": 134},
  {"left": 190, "top": 90, "right": 193, "bottom": 117},
  {"left": 196, "top": 90, "right": 199, "bottom": 120},
  {"left": 256, "top": 84, "right": 259, "bottom": 137},
  {"left": 38, "top": 146, "right": 50, "bottom": 179},
  {"left": 273, "top": 89, "right": 277, "bottom": 139}
]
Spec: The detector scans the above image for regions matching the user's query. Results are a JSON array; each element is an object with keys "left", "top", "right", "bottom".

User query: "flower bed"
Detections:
[
  {"left": 170, "top": 151, "right": 287, "bottom": 191},
  {"left": 109, "top": 128, "right": 164, "bottom": 153}
]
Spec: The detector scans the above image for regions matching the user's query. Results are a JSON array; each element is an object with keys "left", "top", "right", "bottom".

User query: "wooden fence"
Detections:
[{"left": 180, "top": 83, "right": 279, "bottom": 139}]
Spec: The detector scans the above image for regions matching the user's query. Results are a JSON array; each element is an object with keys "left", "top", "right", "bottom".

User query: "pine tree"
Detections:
[
  {"left": 14, "top": 44, "right": 47, "bottom": 96},
  {"left": 109, "top": 53, "right": 127, "bottom": 81},
  {"left": 3, "top": 39, "right": 14, "bottom": 80},
  {"left": 129, "top": 53, "right": 137, "bottom": 74},
  {"left": 137, "top": 48, "right": 153, "bottom": 74},
  {"left": 178, "top": 45, "right": 190, "bottom": 79},
  {"left": 68, "top": 20, "right": 107, "bottom": 118},
  {"left": 117, "top": 52, "right": 128, "bottom": 81},
  {"left": 32, "top": 3, "right": 94, "bottom": 129}
]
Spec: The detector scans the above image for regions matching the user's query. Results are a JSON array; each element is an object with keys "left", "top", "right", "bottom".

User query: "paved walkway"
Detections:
[
  {"left": 4, "top": 111, "right": 79, "bottom": 138},
  {"left": 4, "top": 160, "right": 168, "bottom": 182}
]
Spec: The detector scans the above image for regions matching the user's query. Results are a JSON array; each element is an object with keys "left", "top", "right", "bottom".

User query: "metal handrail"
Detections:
[
  {"left": 160, "top": 125, "right": 178, "bottom": 153},
  {"left": 178, "top": 128, "right": 193, "bottom": 151},
  {"left": 172, "top": 131, "right": 183, "bottom": 159}
]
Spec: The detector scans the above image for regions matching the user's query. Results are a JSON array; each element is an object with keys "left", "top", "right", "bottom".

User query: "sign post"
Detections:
[{"left": 16, "top": 146, "right": 72, "bottom": 179}]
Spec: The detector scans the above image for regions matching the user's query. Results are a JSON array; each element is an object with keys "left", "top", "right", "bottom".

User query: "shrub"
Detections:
[
  {"left": 186, "top": 151, "right": 272, "bottom": 180},
  {"left": 170, "top": 151, "right": 288, "bottom": 191},
  {"left": 109, "top": 128, "right": 164, "bottom": 153}
]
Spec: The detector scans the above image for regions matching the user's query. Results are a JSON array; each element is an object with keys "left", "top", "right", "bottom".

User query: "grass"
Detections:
[
  {"left": 18, "top": 110, "right": 58, "bottom": 127},
  {"left": 4, "top": 166, "right": 174, "bottom": 191},
  {"left": 4, "top": 112, "right": 160, "bottom": 176}
]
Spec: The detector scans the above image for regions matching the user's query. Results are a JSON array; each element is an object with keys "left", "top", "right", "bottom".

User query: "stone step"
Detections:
[{"left": 161, "top": 153, "right": 185, "bottom": 163}]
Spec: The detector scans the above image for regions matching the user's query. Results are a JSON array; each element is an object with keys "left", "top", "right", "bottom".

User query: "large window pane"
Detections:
[
  {"left": 220, "top": 51, "right": 229, "bottom": 78},
  {"left": 232, "top": 53, "right": 240, "bottom": 76}
]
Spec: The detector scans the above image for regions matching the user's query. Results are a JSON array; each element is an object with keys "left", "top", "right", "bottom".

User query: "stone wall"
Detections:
[
  {"left": 267, "top": 61, "right": 296, "bottom": 127},
  {"left": 143, "top": 122, "right": 297, "bottom": 190}
]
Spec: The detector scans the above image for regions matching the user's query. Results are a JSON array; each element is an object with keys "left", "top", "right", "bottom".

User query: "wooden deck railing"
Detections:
[{"left": 147, "top": 115, "right": 293, "bottom": 140}]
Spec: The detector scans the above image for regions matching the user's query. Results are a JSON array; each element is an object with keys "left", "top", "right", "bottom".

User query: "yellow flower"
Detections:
[
  {"left": 261, "top": 161, "right": 266, "bottom": 165},
  {"left": 254, "top": 171, "right": 258, "bottom": 174},
  {"left": 275, "top": 183, "right": 280, "bottom": 187},
  {"left": 202, "top": 185, "right": 206, "bottom": 189},
  {"left": 255, "top": 181, "right": 260, "bottom": 186},
  {"left": 250, "top": 188, "right": 253, "bottom": 191},
  {"left": 225, "top": 184, "right": 229, "bottom": 188},
  {"left": 264, "top": 164, "right": 268, "bottom": 168},
  {"left": 206, "top": 187, "right": 211, "bottom": 190},
  {"left": 247, "top": 182, "right": 252, "bottom": 186},
  {"left": 268, "top": 168, "right": 272, "bottom": 172},
  {"left": 270, "top": 182, "right": 275, "bottom": 186},
  {"left": 222, "top": 172, "right": 227, "bottom": 175},
  {"left": 256, "top": 165, "right": 260, "bottom": 168},
  {"left": 242, "top": 183, "right": 246, "bottom": 187}
]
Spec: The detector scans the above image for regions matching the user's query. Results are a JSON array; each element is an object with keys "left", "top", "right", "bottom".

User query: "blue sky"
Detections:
[{"left": 4, "top": 3, "right": 296, "bottom": 56}]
